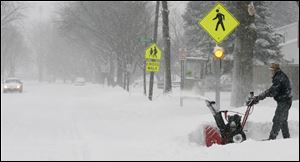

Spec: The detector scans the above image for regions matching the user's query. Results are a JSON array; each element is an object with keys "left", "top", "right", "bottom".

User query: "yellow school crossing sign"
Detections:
[
  {"left": 145, "top": 43, "right": 162, "bottom": 72},
  {"left": 145, "top": 43, "right": 162, "bottom": 60},
  {"left": 198, "top": 2, "right": 239, "bottom": 44}
]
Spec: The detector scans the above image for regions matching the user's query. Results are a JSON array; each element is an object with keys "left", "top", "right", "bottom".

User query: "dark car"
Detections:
[{"left": 3, "top": 78, "right": 23, "bottom": 93}]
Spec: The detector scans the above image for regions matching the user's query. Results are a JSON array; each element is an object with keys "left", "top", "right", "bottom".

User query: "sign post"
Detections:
[
  {"left": 138, "top": 37, "right": 152, "bottom": 96},
  {"left": 179, "top": 48, "right": 187, "bottom": 91}
]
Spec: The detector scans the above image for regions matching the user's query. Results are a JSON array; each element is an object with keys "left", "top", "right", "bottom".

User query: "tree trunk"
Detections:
[
  {"left": 162, "top": 1, "right": 172, "bottom": 94},
  {"left": 126, "top": 71, "right": 130, "bottom": 92},
  {"left": 1, "top": 42, "right": 9, "bottom": 77},
  {"left": 38, "top": 61, "right": 44, "bottom": 82},
  {"left": 8, "top": 55, "right": 15, "bottom": 77},
  {"left": 125, "top": 57, "right": 130, "bottom": 92},
  {"left": 231, "top": 2, "right": 257, "bottom": 107},
  {"left": 116, "top": 52, "right": 123, "bottom": 87},
  {"left": 123, "top": 60, "right": 126, "bottom": 90},
  {"left": 108, "top": 56, "right": 115, "bottom": 86}
]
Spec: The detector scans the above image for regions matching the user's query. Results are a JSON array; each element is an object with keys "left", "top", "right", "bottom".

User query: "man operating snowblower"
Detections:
[
  {"left": 252, "top": 63, "right": 293, "bottom": 140},
  {"left": 203, "top": 63, "right": 293, "bottom": 147}
]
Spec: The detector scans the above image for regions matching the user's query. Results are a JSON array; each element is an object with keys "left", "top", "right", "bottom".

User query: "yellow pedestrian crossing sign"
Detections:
[
  {"left": 198, "top": 2, "right": 239, "bottom": 44},
  {"left": 146, "top": 61, "right": 160, "bottom": 72},
  {"left": 145, "top": 43, "right": 162, "bottom": 60}
]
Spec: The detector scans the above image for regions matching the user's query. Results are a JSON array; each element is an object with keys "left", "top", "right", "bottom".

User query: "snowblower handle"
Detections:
[
  {"left": 205, "top": 100, "right": 215, "bottom": 106},
  {"left": 242, "top": 92, "right": 256, "bottom": 128},
  {"left": 205, "top": 100, "right": 218, "bottom": 115}
]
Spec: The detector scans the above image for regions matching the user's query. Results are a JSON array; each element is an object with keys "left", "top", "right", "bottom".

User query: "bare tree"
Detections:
[
  {"left": 1, "top": 2, "right": 26, "bottom": 78},
  {"left": 162, "top": 1, "right": 172, "bottom": 93},
  {"left": 1, "top": 2, "right": 24, "bottom": 29},
  {"left": 58, "top": 2, "right": 152, "bottom": 89},
  {"left": 1, "top": 25, "right": 27, "bottom": 77}
]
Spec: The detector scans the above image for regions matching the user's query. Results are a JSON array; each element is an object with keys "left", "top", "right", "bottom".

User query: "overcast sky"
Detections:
[
  {"left": 22, "top": 1, "right": 60, "bottom": 22},
  {"left": 21, "top": 1, "right": 187, "bottom": 23}
]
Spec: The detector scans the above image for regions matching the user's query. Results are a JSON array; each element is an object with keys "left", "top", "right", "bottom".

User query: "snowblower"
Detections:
[{"left": 204, "top": 92, "right": 258, "bottom": 147}]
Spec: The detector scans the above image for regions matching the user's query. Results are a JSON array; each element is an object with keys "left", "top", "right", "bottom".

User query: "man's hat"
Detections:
[{"left": 269, "top": 63, "right": 280, "bottom": 70}]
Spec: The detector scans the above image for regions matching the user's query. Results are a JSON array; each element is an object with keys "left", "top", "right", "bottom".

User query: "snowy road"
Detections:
[{"left": 1, "top": 82, "right": 299, "bottom": 160}]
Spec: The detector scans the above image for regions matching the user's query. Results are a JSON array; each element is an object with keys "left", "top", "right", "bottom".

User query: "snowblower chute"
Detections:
[{"left": 204, "top": 92, "right": 257, "bottom": 147}]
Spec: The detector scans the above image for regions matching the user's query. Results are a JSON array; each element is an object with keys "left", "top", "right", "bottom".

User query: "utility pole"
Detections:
[
  {"left": 143, "top": 18, "right": 148, "bottom": 96},
  {"left": 143, "top": 44, "right": 147, "bottom": 96},
  {"left": 148, "top": 1, "right": 160, "bottom": 101}
]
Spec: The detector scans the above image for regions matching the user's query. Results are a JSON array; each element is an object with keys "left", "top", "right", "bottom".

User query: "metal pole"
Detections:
[
  {"left": 180, "top": 59, "right": 184, "bottom": 90},
  {"left": 215, "top": 59, "right": 221, "bottom": 110},
  {"left": 143, "top": 60, "right": 147, "bottom": 96}
]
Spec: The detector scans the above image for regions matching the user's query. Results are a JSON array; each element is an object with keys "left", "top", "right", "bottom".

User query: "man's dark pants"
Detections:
[{"left": 269, "top": 98, "right": 292, "bottom": 139}]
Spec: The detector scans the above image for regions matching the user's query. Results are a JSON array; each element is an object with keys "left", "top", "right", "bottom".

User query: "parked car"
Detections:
[
  {"left": 3, "top": 78, "right": 23, "bottom": 93},
  {"left": 74, "top": 77, "right": 86, "bottom": 86}
]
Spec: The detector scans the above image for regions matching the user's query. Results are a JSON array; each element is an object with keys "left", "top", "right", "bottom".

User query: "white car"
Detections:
[
  {"left": 3, "top": 78, "right": 23, "bottom": 93},
  {"left": 74, "top": 77, "right": 86, "bottom": 86}
]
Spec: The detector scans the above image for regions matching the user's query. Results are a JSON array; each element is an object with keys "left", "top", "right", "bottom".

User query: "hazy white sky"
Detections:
[
  {"left": 22, "top": 1, "right": 60, "bottom": 22},
  {"left": 21, "top": 1, "right": 187, "bottom": 23}
]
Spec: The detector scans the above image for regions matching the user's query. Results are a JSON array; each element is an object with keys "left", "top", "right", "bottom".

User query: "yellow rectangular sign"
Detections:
[{"left": 146, "top": 61, "right": 160, "bottom": 72}]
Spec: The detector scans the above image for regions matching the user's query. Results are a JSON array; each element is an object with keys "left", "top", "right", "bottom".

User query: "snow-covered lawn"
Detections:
[{"left": 1, "top": 82, "right": 299, "bottom": 160}]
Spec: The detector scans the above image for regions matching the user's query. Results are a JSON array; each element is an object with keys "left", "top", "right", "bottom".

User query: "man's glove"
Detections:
[
  {"left": 253, "top": 96, "right": 260, "bottom": 103},
  {"left": 247, "top": 96, "right": 259, "bottom": 106}
]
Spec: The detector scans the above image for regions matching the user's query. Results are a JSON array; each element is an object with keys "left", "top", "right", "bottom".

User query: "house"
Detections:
[{"left": 275, "top": 22, "right": 299, "bottom": 64}]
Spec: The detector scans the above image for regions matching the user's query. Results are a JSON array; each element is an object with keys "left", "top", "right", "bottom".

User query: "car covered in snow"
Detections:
[{"left": 3, "top": 78, "right": 23, "bottom": 93}]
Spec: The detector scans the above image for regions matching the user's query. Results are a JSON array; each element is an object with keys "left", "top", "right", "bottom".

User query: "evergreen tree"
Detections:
[
  {"left": 254, "top": 1, "right": 284, "bottom": 64},
  {"left": 182, "top": 1, "right": 215, "bottom": 58}
]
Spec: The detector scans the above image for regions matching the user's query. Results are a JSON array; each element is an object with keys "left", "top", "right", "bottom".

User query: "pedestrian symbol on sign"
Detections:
[
  {"left": 145, "top": 43, "right": 161, "bottom": 60},
  {"left": 150, "top": 46, "right": 158, "bottom": 58},
  {"left": 213, "top": 9, "right": 225, "bottom": 31}
]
